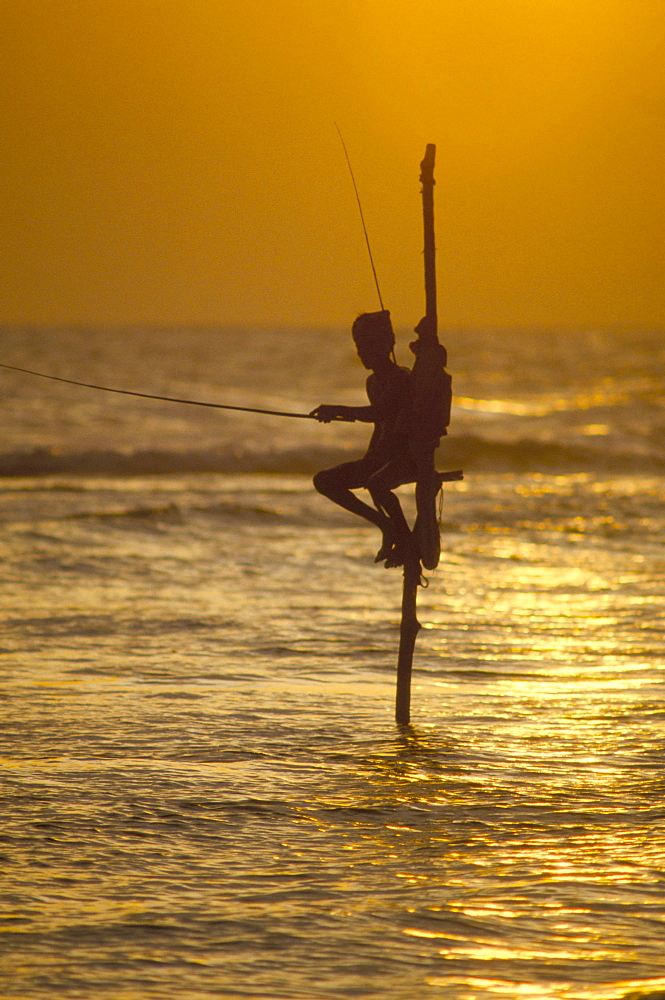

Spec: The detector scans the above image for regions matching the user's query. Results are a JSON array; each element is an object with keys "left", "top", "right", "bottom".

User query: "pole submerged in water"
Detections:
[{"left": 395, "top": 552, "right": 421, "bottom": 725}]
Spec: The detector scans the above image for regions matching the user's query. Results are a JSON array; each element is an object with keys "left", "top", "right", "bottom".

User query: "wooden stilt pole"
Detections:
[
  {"left": 394, "top": 144, "right": 439, "bottom": 726},
  {"left": 395, "top": 548, "right": 421, "bottom": 725},
  {"left": 420, "top": 144, "right": 438, "bottom": 331}
]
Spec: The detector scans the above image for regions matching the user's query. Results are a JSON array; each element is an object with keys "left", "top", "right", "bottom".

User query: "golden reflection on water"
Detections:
[
  {"left": 455, "top": 391, "right": 627, "bottom": 416},
  {"left": 304, "top": 702, "right": 665, "bottom": 992},
  {"left": 4, "top": 468, "right": 664, "bottom": 999},
  {"left": 426, "top": 977, "right": 665, "bottom": 999}
]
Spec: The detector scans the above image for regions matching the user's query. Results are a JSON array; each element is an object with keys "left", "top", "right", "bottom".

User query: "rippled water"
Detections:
[{"left": 1, "top": 327, "right": 664, "bottom": 998}]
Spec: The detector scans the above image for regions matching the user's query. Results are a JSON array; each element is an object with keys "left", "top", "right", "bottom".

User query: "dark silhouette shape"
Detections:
[
  {"left": 312, "top": 144, "right": 459, "bottom": 726},
  {"left": 311, "top": 309, "right": 452, "bottom": 570},
  {"left": 311, "top": 310, "right": 415, "bottom": 567},
  {"left": 404, "top": 314, "right": 453, "bottom": 570}
]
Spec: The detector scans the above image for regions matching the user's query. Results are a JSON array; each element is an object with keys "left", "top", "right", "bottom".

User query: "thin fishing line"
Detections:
[
  {"left": 335, "top": 122, "right": 385, "bottom": 311},
  {"left": 0, "top": 362, "right": 314, "bottom": 420}
]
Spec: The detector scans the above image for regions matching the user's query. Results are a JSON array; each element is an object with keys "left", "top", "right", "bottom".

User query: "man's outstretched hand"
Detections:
[{"left": 309, "top": 404, "right": 354, "bottom": 423}]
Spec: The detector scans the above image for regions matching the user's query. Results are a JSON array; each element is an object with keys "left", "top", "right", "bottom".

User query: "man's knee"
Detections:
[
  {"left": 313, "top": 468, "right": 336, "bottom": 497},
  {"left": 314, "top": 460, "right": 368, "bottom": 497},
  {"left": 313, "top": 469, "right": 326, "bottom": 495}
]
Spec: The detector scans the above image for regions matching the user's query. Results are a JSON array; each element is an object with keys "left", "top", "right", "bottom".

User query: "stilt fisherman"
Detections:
[
  {"left": 311, "top": 144, "right": 454, "bottom": 575},
  {"left": 310, "top": 309, "right": 452, "bottom": 569},
  {"left": 310, "top": 310, "right": 416, "bottom": 568}
]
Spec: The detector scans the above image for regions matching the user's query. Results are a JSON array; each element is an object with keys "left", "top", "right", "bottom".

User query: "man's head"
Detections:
[{"left": 352, "top": 310, "right": 394, "bottom": 368}]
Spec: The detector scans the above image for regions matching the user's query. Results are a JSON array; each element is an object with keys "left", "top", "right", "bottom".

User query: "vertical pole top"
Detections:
[{"left": 420, "top": 144, "right": 438, "bottom": 335}]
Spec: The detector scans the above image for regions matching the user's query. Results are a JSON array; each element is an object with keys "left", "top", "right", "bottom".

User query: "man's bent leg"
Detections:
[
  {"left": 367, "top": 460, "right": 417, "bottom": 567},
  {"left": 313, "top": 460, "right": 389, "bottom": 534}
]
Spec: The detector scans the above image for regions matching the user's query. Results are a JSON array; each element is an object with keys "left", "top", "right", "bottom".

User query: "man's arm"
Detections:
[{"left": 309, "top": 404, "right": 374, "bottom": 424}]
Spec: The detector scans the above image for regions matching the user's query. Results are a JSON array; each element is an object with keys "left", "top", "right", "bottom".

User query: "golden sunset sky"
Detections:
[{"left": 2, "top": 0, "right": 663, "bottom": 328}]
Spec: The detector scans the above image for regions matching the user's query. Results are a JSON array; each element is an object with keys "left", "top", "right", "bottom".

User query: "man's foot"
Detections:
[
  {"left": 383, "top": 533, "right": 417, "bottom": 569},
  {"left": 383, "top": 542, "right": 405, "bottom": 568},
  {"left": 374, "top": 527, "right": 396, "bottom": 563}
]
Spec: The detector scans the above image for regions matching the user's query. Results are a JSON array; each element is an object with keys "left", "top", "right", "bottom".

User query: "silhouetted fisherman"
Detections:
[{"left": 310, "top": 311, "right": 415, "bottom": 567}]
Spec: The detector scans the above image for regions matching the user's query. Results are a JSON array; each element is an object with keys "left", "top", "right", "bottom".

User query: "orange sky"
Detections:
[{"left": 1, "top": 0, "right": 663, "bottom": 329}]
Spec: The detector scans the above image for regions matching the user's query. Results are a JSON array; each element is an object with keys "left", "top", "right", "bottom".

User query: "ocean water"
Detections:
[{"left": 1, "top": 324, "right": 664, "bottom": 1000}]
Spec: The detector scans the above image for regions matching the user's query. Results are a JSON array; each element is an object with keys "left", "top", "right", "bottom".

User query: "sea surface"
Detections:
[{"left": 1, "top": 324, "right": 664, "bottom": 1000}]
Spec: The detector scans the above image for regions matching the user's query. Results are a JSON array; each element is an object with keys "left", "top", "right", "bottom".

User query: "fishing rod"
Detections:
[
  {"left": 0, "top": 362, "right": 318, "bottom": 420},
  {"left": 2, "top": 134, "right": 385, "bottom": 417},
  {"left": 335, "top": 123, "right": 385, "bottom": 311}
]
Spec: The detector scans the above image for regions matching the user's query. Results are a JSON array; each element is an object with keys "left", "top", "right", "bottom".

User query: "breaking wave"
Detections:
[{"left": 1, "top": 434, "right": 663, "bottom": 478}]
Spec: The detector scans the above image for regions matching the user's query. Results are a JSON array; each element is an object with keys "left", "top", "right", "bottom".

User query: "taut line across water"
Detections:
[{"left": 0, "top": 362, "right": 320, "bottom": 421}]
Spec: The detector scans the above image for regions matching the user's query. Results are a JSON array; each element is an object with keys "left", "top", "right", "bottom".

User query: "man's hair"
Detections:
[{"left": 352, "top": 310, "right": 394, "bottom": 352}]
